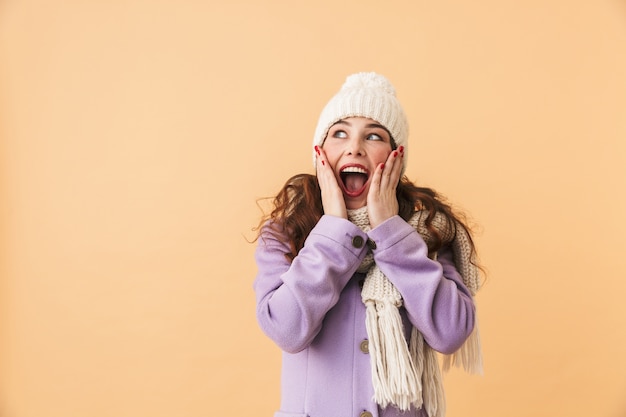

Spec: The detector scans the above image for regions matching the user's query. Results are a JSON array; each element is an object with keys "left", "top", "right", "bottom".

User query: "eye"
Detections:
[
  {"left": 332, "top": 129, "right": 348, "bottom": 139},
  {"left": 366, "top": 133, "right": 383, "bottom": 141}
]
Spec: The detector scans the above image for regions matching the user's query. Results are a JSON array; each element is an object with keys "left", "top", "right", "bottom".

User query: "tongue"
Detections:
[{"left": 344, "top": 173, "right": 366, "bottom": 192}]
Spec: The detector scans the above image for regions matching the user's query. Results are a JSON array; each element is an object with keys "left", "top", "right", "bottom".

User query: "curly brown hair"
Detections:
[{"left": 255, "top": 173, "right": 480, "bottom": 266}]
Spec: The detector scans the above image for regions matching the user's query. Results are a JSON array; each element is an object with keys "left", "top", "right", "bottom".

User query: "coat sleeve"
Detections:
[
  {"left": 367, "top": 215, "right": 476, "bottom": 354},
  {"left": 253, "top": 215, "right": 369, "bottom": 353}
]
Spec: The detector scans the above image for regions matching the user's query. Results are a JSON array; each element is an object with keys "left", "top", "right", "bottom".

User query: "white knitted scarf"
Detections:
[{"left": 347, "top": 206, "right": 483, "bottom": 417}]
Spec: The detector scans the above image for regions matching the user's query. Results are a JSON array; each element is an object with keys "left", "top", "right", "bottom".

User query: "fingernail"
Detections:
[
  {"left": 399, "top": 145, "right": 404, "bottom": 153},
  {"left": 393, "top": 151, "right": 398, "bottom": 157},
  {"left": 380, "top": 163, "right": 385, "bottom": 170},
  {"left": 315, "top": 145, "right": 321, "bottom": 155},
  {"left": 321, "top": 160, "right": 325, "bottom": 166}
]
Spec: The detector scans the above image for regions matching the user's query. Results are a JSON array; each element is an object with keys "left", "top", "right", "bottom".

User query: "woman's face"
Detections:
[{"left": 321, "top": 117, "right": 394, "bottom": 209}]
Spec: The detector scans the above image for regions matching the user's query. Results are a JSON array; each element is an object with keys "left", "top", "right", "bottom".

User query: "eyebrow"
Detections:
[
  {"left": 333, "top": 120, "right": 387, "bottom": 130},
  {"left": 331, "top": 120, "right": 395, "bottom": 147}
]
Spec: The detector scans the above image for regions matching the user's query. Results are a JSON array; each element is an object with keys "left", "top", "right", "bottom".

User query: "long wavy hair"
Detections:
[{"left": 255, "top": 173, "right": 481, "bottom": 268}]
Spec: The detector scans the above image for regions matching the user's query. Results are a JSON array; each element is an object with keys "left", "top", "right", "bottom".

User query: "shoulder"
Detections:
[{"left": 257, "top": 219, "right": 289, "bottom": 246}]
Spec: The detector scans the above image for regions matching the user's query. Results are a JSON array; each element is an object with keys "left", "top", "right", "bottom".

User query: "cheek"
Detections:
[
  {"left": 321, "top": 144, "right": 340, "bottom": 164},
  {"left": 374, "top": 149, "right": 392, "bottom": 163}
]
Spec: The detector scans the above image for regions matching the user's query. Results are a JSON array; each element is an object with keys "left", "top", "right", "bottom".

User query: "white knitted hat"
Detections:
[{"left": 313, "top": 72, "right": 409, "bottom": 170}]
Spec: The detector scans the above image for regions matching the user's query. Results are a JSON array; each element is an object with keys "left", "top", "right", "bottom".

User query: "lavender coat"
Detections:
[{"left": 254, "top": 214, "right": 476, "bottom": 417}]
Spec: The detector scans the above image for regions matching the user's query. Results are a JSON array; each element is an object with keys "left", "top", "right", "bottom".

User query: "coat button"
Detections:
[
  {"left": 352, "top": 235, "right": 364, "bottom": 248},
  {"left": 359, "top": 339, "right": 369, "bottom": 354},
  {"left": 360, "top": 412, "right": 373, "bottom": 417}
]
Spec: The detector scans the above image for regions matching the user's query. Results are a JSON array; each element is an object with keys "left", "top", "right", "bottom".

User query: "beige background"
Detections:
[{"left": 1, "top": 1, "right": 626, "bottom": 416}]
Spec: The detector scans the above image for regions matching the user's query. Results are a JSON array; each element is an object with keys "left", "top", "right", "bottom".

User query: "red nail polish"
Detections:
[
  {"left": 399, "top": 146, "right": 404, "bottom": 153},
  {"left": 380, "top": 163, "right": 385, "bottom": 170},
  {"left": 321, "top": 160, "right": 325, "bottom": 166},
  {"left": 393, "top": 151, "right": 398, "bottom": 157},
  {"left": 315, "top": 145, "right": 321, "bottom": 155}
]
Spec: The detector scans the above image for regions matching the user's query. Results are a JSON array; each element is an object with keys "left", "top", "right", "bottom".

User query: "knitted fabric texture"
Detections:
[
  {"left": 312, "top": 72, "right": 409, "bottom": 173},
  {"left": 347, "top": 206, "right": 482, "bottom": 417}
]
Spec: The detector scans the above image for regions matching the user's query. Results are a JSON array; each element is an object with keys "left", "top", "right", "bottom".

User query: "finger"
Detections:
[
  {"left": 314, "top": 145, "right": 326, "bottom": 169},
  {"left": 380, "top": 149, "right": 400, "bottom": 189},
  {"left": 387, "top": 146, "right": 404, "bottom": 187},
  {"left": 315, "top": 146, "right": 333, "bottom": 187},
  {"left": 369, "top": 162, "right": 384, "bottom": 195},
  {"left": 392, "top": 146, "right": 405, "bottom": 182}
]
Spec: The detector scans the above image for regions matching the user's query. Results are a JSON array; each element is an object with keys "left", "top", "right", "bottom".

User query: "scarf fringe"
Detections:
[
  {"left": 442, "top": 315, "right": 484, "bottom": 375},
  {"left": 410, "top": 328, "right": 445, "bottom": 417},
  {"left": 365, "top": 300, "right": 421, "bottom": 411}
]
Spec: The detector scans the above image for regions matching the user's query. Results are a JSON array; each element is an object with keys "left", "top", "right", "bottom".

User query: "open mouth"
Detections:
[{"left": 339, "top": 165, "right": 370, "bottom": 197}]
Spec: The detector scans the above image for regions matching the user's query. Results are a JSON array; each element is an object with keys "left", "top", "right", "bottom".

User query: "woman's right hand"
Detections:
[{"left": 315, "top": 145, "right": 347, "bottom": 219}]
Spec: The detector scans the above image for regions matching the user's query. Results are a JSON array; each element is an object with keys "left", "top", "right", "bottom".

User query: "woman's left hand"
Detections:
[{"left": 367, "top": 146, "right": 404, "bottom": 228}]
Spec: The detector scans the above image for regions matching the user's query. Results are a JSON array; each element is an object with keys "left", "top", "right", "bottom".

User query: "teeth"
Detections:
[{"left": 341, "top": 166, "right": 367, "bottom": 174}]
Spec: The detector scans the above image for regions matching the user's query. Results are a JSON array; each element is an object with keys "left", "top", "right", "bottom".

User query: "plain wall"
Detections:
[{"left": 1, "top": 1, "right": 626, "bottom": 416}]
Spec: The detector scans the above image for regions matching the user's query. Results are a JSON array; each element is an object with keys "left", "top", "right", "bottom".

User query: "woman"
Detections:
[{"left": 254, "top": 72, "right": 483, "bottom": 417}]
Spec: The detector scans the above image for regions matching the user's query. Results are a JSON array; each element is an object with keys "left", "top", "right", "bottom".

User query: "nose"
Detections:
[{"left": 345, "top": 136, "right": 364, "bottom": 156}]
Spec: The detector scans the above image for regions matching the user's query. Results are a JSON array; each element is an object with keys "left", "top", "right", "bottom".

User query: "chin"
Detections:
[{"left": 344, "top": 197, "right": 367, "bottom": 210}]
